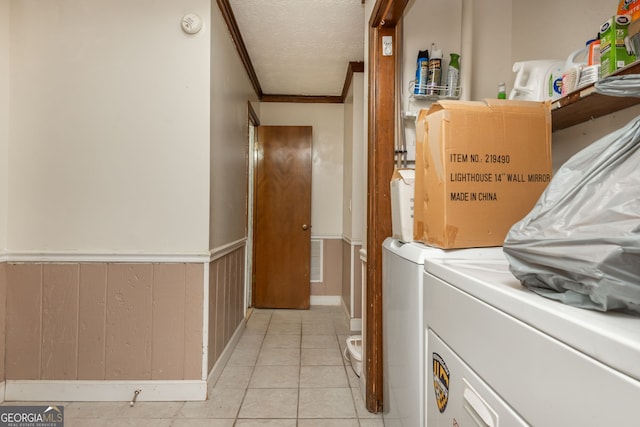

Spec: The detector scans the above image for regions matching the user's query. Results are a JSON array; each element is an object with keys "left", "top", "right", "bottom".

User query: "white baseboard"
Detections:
[
  {"left": 206, "top": 317, "right": 246, "bottom": 393},
  {"left": 4, "top": 380, "right": 206, "bottom": 402},
  {"left": 0, "top": 381, "right": 5, "bottom": 402},
  {"left": 310, "top": 296, "right": 341, "bottom": 306},
  {"left": 341, "top": 297, "right": 362, "bottom": 332}
]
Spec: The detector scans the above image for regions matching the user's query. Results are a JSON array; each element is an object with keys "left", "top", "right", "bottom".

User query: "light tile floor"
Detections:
[{"left": 3, "top": 306, "right": 384, "bottom": 426}]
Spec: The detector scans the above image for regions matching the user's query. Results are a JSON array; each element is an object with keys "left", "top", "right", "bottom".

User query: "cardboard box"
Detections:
[
  {"left": 413, "top": 99, "right": 552, "bottom": 249},
  {"left": 599, "top": 15, "right": 636, "bottom": 79},
  {"left": 390, "top": 168, "right": 415, "bottom": 242}
]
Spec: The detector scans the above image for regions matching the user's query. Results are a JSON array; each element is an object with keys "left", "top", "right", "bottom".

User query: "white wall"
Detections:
[
  {"left": 404, "top": 0, "right": 616, "bottom": 102},
  {"left": 210, "top": 5, "right": 260, "bottom": 250},
  {"left": 351, "top": 75, "right": 366, "bottom": 242},
  {"left": 0, "top": 0, "right": 8, "bottom": 254},
  {"left": 402, "top": 0, "right": 515, "bottom": 106},
  {"left": 402, "top": 0, "right": 462, "bottom": 113},
  {"left": 401, "top": 0, "right": 513, "bottom": 159},
  {"left": 7, "top": 0, "right": 211, "bottom": 254},
  {"left": 401, "top": 0, "right": 638, "bottom": 167},
  {"left": 343, "top": 85, "right": 355, "bottom": 240},
  {"left": 343, "top": 73, "right": 365, "bottom": 242},
  {"left": 260, "top": 103, "right": 345, "bottom": 237},
  {"left": 470, "top": 0, "right": 513, "bottom": 100},
  {"left": 511, "top": 0, "right": 640, "bottom": 166},
  {"left": 552, "top": 106, "right": 640, "bottom": 167},
  {"left": 511, "top": 0, "right": 609, "bottom": 64}
]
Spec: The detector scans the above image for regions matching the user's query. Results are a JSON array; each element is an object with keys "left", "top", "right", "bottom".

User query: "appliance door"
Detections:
[
  {"left": 382, "top": 238, "right": 425, "bottom": 427},
  {"left": 427, "top": 329, "right": 529, "bottom": 427},
  {"left": 424, "top": 267, "right": 640, "bottom": 426}
]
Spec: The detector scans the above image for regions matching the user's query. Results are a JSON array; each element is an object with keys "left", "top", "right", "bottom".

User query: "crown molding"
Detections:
[
  {"left": 217, "top": 1, "right": 364, "bottom": 104},
  {"left": 261, "top": 95, "right": 343, "bottom": 104},
  {"left": 342, "top": 61, "right": 365, "bottom": 101},
  {"left": 216, "top": 0, "right": 263, "bottom": 98}
]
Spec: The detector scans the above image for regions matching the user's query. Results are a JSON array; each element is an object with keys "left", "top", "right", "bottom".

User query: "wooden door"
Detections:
[{"left": 253, "top": 126, "right": 312, "bottom": 309}]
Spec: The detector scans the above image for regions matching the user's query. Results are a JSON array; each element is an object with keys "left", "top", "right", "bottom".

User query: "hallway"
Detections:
[{"left": 2, "top": 306, "right": 383, "bottom": 426}]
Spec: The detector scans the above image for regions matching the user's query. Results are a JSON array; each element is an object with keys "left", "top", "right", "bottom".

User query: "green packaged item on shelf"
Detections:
[{"left": 599, "top": 15, "right": 636, "bottom": 79}]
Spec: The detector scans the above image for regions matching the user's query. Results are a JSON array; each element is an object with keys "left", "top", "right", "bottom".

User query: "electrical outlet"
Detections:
[{"left": 382, "top": 36, "right": 393, "bottom": 56}]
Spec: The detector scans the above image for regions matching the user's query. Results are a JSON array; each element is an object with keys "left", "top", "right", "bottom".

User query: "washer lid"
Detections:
[{"left": 425, "top": 255, "right": 640, "bottom": 382}]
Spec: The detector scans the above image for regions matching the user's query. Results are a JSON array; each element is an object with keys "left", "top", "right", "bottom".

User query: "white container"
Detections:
[
  {"left": 345, "top": 335, "right": 362, "bottom": 377},
  {"left": 390, "top": 168, "right": 415, "bottom": 242},
  {"left": 562, "top": 46, "right": 590, "bottom": 94},
  {"left": 577, "top": 64, "right": 600, "bottom": 89},
  {"left": 509, "top": 59, "right": 564, "bottom": 101}
]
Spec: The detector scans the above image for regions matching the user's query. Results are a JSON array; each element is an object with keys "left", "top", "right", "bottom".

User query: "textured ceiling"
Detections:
[{"left": 228, "top": 0, "right": 365, "bottom": 96}]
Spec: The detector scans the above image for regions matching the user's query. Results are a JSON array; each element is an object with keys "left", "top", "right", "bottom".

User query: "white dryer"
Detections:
[
  {"left": 381, "top": 238, "right": 503, "bottom": 427},
  {"left": 423, "top": 254, "right": 640, "bottom": 427}
]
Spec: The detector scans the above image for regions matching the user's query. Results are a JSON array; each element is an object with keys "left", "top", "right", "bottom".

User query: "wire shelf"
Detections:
[{"left": 409, "top": 80, "right": 461, "bottom": 100}]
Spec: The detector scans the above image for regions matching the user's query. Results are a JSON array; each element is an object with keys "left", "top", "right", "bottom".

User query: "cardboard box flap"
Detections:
[
  {"left": 428, "top": 98, "right": 550, "bottom": 115},
  {"left": 426, "top": 99, "right": 489, "bottom": 116},
  {"left": 417, "top": 108, "right": 431, "bottom": 123},
  {"left": 483, "top": 98, "right": 551, "bottom": 112},
  {"left": 392, "top": 168, "right": 415, "bottom": 185}
]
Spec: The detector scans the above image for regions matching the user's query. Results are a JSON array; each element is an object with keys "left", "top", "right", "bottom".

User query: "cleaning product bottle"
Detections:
[
  {"left": 587, "top": 37, "right": 601, "bottom": 66},
  {"left": 444, "top": 53, "right": 460, "bottom": 98},
  {"left": 414, "top": 50, "right": 429, "bottom": 95},
  {"left": 497, "top": 82, "right": 507, "bottom": 99},
  {"left": 426, "top": 44, "right": 442, "bottom": 96}
]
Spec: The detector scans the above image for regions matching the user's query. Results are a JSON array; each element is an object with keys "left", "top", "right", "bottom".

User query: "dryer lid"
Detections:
[{"left": 425, "top": 255, "right": 640, "bottom": 382}]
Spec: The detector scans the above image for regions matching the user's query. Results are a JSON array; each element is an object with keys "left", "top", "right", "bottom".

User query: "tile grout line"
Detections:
[{"left": 234, "top": 310, "right": 271, "bottom": 423}]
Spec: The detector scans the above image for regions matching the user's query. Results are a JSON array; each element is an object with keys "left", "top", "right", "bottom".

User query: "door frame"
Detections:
[
  {"left": 366, "top": 0, "right": 409, "bottom": 413},
  {"left": 245, "top": 101, "right": 260, "bottom": 315}
]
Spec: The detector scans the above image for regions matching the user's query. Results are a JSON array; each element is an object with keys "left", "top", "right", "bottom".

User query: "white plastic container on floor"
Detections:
[{"left": 344, "top": 335, "right": 362, "bottom": 377}]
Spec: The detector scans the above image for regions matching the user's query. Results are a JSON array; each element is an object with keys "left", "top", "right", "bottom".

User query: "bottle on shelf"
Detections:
[
  {"left": 414, "top": 49, "right": 430, "bottom": 95},
  {"left": 497, "top": 81, "right": 507, "bottom": 99},
  {"left": 426, "top": 43, "right": 443, "bottom": 96},
  {"left": 444, "top": 53, "right": 460, "bottom": 98},
  {"left": 587, "top": 37, "right": 601, "bottom": 66}
]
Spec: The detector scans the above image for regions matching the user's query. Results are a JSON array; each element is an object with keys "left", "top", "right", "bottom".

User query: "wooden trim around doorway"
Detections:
[
  {"left": 365, "top": 25, "right": 396, "bottom": 414},
  {"left": 369, "top": 0, "right": 410, "bottom": 28},
  {"left": 365, "top": 0, "right": 409, "bottom": 414},
  {"left": 248, "top": 101, "right": 260, "bottom": 126}
]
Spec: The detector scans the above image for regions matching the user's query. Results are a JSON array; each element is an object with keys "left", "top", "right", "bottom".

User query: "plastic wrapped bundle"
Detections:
[{"left": 504, "top": 110, "right": 640, "bottom": 314}]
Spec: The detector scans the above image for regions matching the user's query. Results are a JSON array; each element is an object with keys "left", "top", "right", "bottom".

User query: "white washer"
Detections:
[
  {"left": 424, "top": 254, "right": 640, "bottom": 427},
  {"left": 381, "top": 238, "right": 504, "bottom": 427}
]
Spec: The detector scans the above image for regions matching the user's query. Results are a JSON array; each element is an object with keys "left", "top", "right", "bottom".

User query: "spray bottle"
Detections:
[
  {"left": 497, "top": 82, "right": 507, "bottom": 99},
  {"left": 414, "top": 50, "right": 430, "bottom": 95},
  {"left": 444, "top": 53, "right": 460, "bottom": 98},
  {"left": 426, "top": 43, "right": 443, "bottom": 96}
]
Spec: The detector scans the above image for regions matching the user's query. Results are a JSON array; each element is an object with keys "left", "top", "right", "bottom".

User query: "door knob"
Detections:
[{"left": 302, "top": 224, "right": 309, "bottom": 230}]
